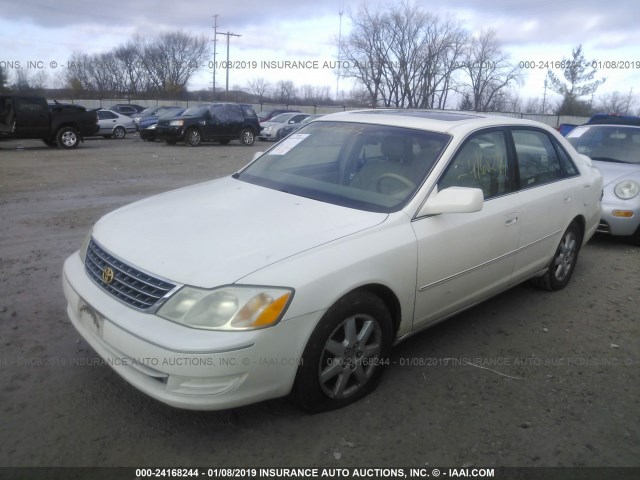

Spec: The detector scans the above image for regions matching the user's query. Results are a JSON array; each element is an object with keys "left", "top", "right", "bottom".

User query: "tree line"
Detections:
[{"left": 1, "top": 2, "right": 631, "bottom": 116}]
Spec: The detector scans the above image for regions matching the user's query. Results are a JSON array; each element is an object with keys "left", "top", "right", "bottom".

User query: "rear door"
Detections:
[
  {"left": 508, "top": 128, "right": 582, "bottom": 283},
  {"left": 412, "top": 128, "right": 521, "bottom": 328}
]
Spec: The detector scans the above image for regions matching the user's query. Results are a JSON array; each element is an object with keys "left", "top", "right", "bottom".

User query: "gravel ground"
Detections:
[{"left": 0, "top": 136, "right": 638, "bottom": 471}]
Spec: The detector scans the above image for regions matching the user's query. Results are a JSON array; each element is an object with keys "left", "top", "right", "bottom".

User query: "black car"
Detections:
[{"left": 156, "top": 103, "right": 260, "bottom": 146}]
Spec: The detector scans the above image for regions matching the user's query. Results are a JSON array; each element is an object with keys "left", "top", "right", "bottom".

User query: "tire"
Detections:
[
  {"left": 42, "top": 138, "right": 57, "bottom": 147},
  {"left": 113, "top": 126, "right": 126, "bottom": 139},
  {"left": 56, "top": 127, "right": 80, "bottom": 149},
  {"left": 184, "top": 128, "right": 202, "bottom": 147},
  {"left": 239, "top": 128, "right": 255, "bottom": 146},
  {"left": 531, "top": 221, "right": 582, "bottom": 291},
  {"left": 292, "top": 291, "right": 393, "bottom": 413}
]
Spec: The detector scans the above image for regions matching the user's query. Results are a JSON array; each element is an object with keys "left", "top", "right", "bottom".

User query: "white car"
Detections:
[
  {"left": 62, "top": 110, "right": 602, "bottom": 412},
  {"left": 96, "top": 109, "right": 136, "bottom": 139}
]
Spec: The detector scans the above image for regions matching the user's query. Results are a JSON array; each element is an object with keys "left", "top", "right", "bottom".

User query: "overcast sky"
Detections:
[{"left": 1, "top": 0, "right": 639, "bottom": 107}]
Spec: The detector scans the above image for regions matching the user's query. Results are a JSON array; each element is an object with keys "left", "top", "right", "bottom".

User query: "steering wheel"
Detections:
[{"left": 376, "top": 173, "right": 416, "bottom": 193}]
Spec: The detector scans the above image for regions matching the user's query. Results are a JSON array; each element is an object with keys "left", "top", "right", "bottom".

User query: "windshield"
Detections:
[
  {"left": 567, "top": 125, "right": 640, "bottom": 164},
  {"left": 269, "top": 113, "right": 294, "bottom": 123},
  {"left": 182, "top": 105, "right": 209, "bottom": 117},
  {"left": 236, "top": 121, "right": 450, "bottom": 213}
]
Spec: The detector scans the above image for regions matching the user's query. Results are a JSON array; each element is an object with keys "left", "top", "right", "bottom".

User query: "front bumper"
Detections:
[
  {"left": 62, "top": 253, "right": 317, "bottom": 410},
  {"left": 598, "top": 195, "right": 640, "bottom": 237}
]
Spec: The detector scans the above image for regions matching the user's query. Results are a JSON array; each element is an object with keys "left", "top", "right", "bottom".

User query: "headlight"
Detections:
[
  {"left": 78, "top": 229, "right": 93, "bottom": 263},
  {"left": 157, "top": 286, "right": 293, "bottom": 331},
  {"left": 169, "top": 120, "right": 184, "bottom": 127},
  {"left": 147, "top": 124, "right": 157, "bottom": 130},
  {"left": 264, "top": 126, "right": 272, "bottom": 133},
  {"left": 614, "top": 180, "right": 640, "bottom": 200}
]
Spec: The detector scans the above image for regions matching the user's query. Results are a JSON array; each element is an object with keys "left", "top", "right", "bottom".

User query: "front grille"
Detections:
[{"left": 85, "top": 239, "right": 177, "bottom": 311}]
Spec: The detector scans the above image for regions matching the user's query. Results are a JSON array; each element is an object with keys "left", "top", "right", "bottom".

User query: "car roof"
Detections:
[{"left": 317, "top": 109, "right": 553, "bottom": 135}]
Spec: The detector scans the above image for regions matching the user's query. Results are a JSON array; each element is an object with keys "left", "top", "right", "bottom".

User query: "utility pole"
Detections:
[
  {"left": 216, "top": 31, "right": 241, "bottom": 94},
  {"left": 542, "top": 77, "right": 548, "bottom": 114},
  {"left": 212, "top": 15, "right": 219, "bottom": 100},
  {"left": 336, "top": 0, "right": 344, "bottom": 101}
]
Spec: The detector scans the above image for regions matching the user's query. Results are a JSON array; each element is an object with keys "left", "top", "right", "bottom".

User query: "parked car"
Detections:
[
  {"left": 139, "top": 108, "right": 186, "bottom": 142},
  {"left": 133, "top": 105, "right": 181, "bottom": 130},
  {"left": 108, "top": 104, "right": 146, "bottom": 116},
  {"left": 0, "top": 95, "right": 98, "bottom": 148},
  {"left": 156, "top": 102, "right": 260, "bottom": 146},
  {"left": 258, "top": 113, "right": 310, "bottom": 141},
  {"left": 566, "top": 123, "right": 640, "bottom": 244},
  {"left": 277, "top": 114, "right": 324, "bottom": 139},
  {"left": 257, "top": 108, "right": 301, "bottom": 123},
  {"left": 95, "top": 109, "right": 136, "bottom": 139},
  {"left": 62, "top": 110, "right": 602, "bottom": 413}
]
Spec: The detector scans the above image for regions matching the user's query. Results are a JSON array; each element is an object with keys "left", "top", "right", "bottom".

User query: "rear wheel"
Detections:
[
  {"left": 239, "top": 128, "right": 255, "bottom": 146},
  {"left": 293, "top": 291, "right": 393, "bottom": 413},
  {"left": 56, "top": 127, "right": 80, "bottom": 149},
  {"left": 184, "top": 128, "right": 202, "bottom": 147},
  {"left": 531, "top": 221, "right": 581, "bottom": 291}
]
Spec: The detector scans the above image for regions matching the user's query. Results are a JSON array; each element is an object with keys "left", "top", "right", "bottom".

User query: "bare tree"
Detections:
[
  {"left": 248, "top": 78, "right": 270, "bottom": 104},
  {"left": 595, "top": 90, "right": 635, "bottom": 115},
  {"left": 274, "top": 80, "right": 296, "bottom": 103},
  {"left": 142, "top": 31, "right": 208, "bottom": 96},
  {"left": 459, "top": 29, "right": 523, "bottom": 112},
  {"left": 342, "top": 2, "right": 467, "bottom": 108}
]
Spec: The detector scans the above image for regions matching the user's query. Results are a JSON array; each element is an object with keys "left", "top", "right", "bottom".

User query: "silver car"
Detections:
[
  {"left": 96, "top": 109, "right": 136, "bottom": 139},
  {"left": 567, "top": 123, "right": 640, "bottom": 244}
]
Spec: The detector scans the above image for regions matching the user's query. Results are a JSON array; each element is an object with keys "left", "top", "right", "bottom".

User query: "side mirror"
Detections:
[
  {"left": 204, "top": 111, "right": 212, "bottom": 120},
  {"left": 418, "top": 187, "right": 484, "bottom": 216}
]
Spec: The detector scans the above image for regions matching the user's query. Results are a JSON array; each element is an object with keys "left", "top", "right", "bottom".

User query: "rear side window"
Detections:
[{"left": 513, "top": 129, "right": 577, "bottom": 188}]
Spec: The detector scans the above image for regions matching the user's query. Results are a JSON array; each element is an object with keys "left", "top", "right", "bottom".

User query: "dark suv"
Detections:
[{"left": 156, "top": 103, "right": 260, "bottom": 146}]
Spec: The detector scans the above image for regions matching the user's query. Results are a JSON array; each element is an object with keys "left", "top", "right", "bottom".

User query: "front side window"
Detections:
[
  {"left": 236, "top": 121, "right": 450, "bottom": 212},
  {"left": 438, "top": 130, "right": 510, "bottom": 199}
]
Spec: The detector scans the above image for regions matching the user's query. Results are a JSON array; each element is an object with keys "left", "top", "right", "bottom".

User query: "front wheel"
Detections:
[
  {"left": 531, "top": 221, "right": 582, "bottom": 291},
  {"left": 184, "top": 128, "right": 202, "bottom": 147},
  {"left": 56, "top": 127, "right": 80, "bottom": 149},
  {"left": 239, "top": 128, "right": 255, "bottom": 146},
  {"left": 292, "top": 291, "right": 393, "bottom": 413}
]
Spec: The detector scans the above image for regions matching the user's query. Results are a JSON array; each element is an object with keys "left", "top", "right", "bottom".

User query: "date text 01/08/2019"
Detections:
[{"left": 519, "top": 60, "right": 640, "bottom": 70}]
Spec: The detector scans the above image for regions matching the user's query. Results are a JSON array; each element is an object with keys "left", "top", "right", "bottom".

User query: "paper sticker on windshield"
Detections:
[
  {"left": 567, "top": 126, "right": 587, "bottom": 138},
  {"left": 268, "top": 134, "right": 310, "bottom": 155}
]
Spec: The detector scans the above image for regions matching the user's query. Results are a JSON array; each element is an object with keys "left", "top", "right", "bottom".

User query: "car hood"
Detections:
[
  {"left": 592, "top": 160, "right": 640, "bottom": 186},
  {"left": 92, "top": 177, "right": 387, "bottom": 288}
]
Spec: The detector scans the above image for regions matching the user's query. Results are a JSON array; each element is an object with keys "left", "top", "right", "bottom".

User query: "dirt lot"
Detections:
[{"left": 0, "top": 135, "right": 638, "bottom": 471}]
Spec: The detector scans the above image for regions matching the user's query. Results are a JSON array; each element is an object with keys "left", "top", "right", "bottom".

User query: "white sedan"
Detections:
[{"left": 62, "top": 110, "right": 603, "bottom": 412}]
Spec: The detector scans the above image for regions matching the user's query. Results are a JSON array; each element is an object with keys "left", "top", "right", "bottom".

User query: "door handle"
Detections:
[{"left": 505, "top": 212, "right": 518, "bottom": 226}]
